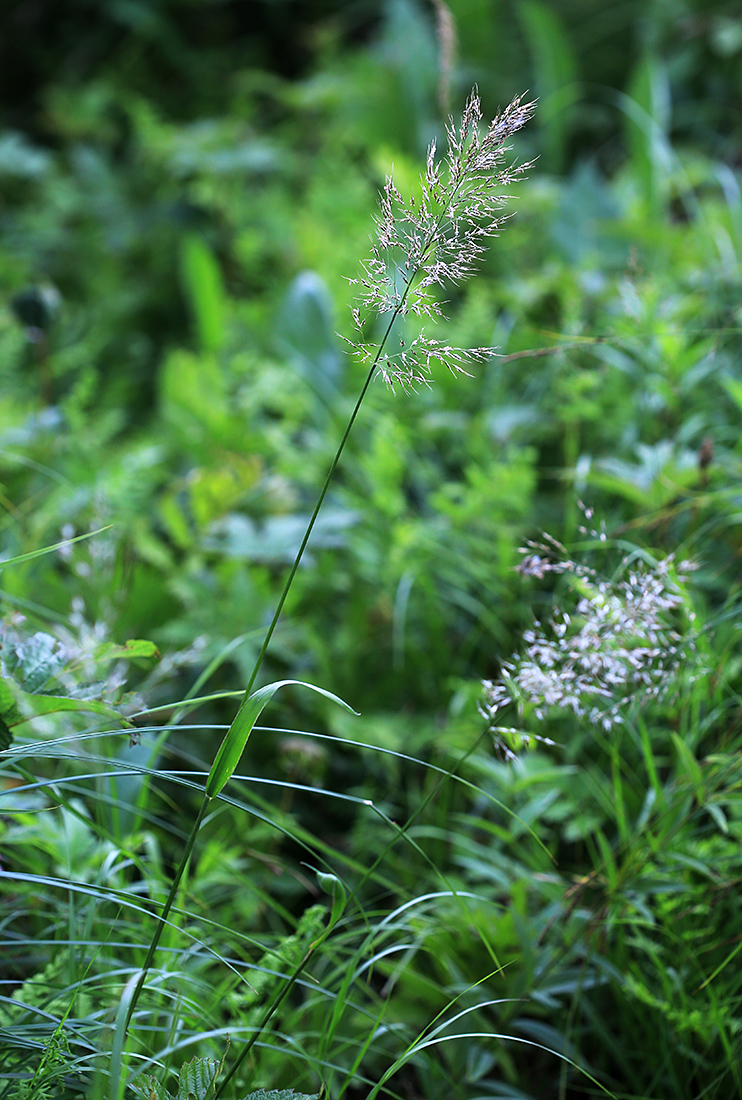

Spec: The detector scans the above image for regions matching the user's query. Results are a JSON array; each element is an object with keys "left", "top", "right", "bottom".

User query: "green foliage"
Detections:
[
  {"left": 6, "top": 1025, "right": 73, "bottom": 1100},
  {"left": 1, "top": 2, "right": 742, "bottom": 1098},
  {"left": 131, "top": 1053, "right": 281, "bottom": 1100},
  {"left": 241, "top": 1092, "right": 319, "bottom": 1100},
  {"left": 0, "top": 951, "right": 85, "bottom": 1099},
  {"left": 517, "top": 0, "right": 579, "bottom": 173},
  {"left": 0, "top": 621, "right": 158, "bottom": 741}
]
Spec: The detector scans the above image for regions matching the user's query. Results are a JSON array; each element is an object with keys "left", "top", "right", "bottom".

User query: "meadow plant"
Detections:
[
  {"left": 347, "top": 88, "right": 536, "bottom": 389},
  {"left": 482, "top": 527, "right": 698, "bottom": 751},
  {"left": 121, "top": 85, "right": 536, "bottom": 1084}
]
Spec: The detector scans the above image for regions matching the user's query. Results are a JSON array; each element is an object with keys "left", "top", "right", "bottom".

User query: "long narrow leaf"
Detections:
[
  {"left": 3, "top": 684, "right": 132, "bottom": 729},
  {"left": 205, "top": 679, "right": 357, "bottom": 799},
  {"left": 0, "top": 526, "right": 112, "bottom": 571}
]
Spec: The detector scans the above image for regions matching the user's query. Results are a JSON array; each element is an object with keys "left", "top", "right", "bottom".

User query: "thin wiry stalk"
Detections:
[{"left": 121, "top": 320, "right": 398, "bottom": 1041}]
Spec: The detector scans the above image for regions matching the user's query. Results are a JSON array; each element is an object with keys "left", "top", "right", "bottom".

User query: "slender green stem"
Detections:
[
  {"left": 122, "top": 792, "right": 210, "bottom": 1035},
  {"left": 121, "top": 299, "right": 406, "bottom": 1043},
  {"left": 242, "top": 322, "right": 395, "bottom": 699},
  {"left": 119, "top": 155, "right": 474, "bottom": 1073},
  {"left": 214, "top": 938, "right": 322, "bottom": 1098},
  {"left": 122, "top": 150, "right": 460, "bottom": 1060}
]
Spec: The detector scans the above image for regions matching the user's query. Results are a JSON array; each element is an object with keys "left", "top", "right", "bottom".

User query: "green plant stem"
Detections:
[
  {"left": 214, "top": 938, "right": 323, "bottom": 1098},
  {"left": 122, "top": 792, "right": 210, "bottom": 1036},
  {"left": 117, "top": 133, "right": 509, "bottom": 1069},
  {"left": 121, "top": 300, "right": 408, "bottom": 1043},
  {"left": 241, "top": 338, "right": 389, "bottom": 699}
]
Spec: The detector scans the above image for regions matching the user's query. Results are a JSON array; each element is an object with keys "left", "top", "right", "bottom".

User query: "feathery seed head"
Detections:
[{"left": 347, "top": 87, "right": 536, "bottom": 390}]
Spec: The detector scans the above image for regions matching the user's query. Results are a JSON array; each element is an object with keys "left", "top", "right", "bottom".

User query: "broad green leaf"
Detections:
[
  {"left": 176, "top": 1055, "right": 220, "bottom": 1100},
  {"left": 3, "top": 630, "right": 67, "bottom": 692},
  {"left": 206, "top": 679, "right": 357, "bottom": 799},
  {"left": 278, "top": 270, "right": 343, "bottom": 404},
  {"left": 0, "top": 632, "right": 134, "bottom": 730},
  {"left": 202, "top": 509, "right": 357, "bottom": 565}
]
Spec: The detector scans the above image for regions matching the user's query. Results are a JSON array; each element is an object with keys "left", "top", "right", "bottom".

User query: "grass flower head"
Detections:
[
  {"left": 482, "top": 531, "right": 700, "bottom": 755},
  {"left": 347, "top": 87, "right": 536, "bottom": 390}
]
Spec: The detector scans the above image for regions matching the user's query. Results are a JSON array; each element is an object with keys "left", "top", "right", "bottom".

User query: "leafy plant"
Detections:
[{"left": 2, "top": 4, "right": 742, "bottom": 1098}]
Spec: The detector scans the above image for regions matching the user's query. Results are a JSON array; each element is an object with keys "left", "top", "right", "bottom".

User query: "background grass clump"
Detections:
[{"left": 1, "top": 1, "right": 742, "bottom": 1098}]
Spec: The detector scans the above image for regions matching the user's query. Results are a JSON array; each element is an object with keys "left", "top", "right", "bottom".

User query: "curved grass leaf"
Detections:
[
  {"left": 0, "top": 526, "right": 112, "bottom": 571},
  {"left": 316, "top": 870, "right": 347, "bottom": 928},
  {"left": 8, "top": 687, "right": 132, "bottom": 728},
  {"left": 205, "top": 679, "right": 357, "bottom": 799}
]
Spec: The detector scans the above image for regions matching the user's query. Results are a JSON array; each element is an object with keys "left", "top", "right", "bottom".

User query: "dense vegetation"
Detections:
[{"left": 1, "top": 1, "right": 742, "bottom": 1098}]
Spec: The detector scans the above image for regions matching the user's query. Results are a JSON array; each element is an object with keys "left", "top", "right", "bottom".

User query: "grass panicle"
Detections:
[{"left": 347, "top": 86, "right": 535, "bottom": 389}]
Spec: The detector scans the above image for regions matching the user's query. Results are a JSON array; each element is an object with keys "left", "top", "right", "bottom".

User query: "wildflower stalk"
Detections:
[{"left": 122, "top": 85, "right": 534, "bottom": 1053}]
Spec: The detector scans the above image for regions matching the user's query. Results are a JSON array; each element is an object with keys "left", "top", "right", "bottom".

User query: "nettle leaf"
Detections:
[
  {"left": 2, "top": 630, "right": 68, "bottom": 692},
  {"left": 176, "top": 1055, "right": 220, "bottom": 1099},
  {"left": 0, "top": 627, "right": 149, "bottom": 730},
  {"left": 130, "top": 1056, "right": 222, "bottom": 1100}
]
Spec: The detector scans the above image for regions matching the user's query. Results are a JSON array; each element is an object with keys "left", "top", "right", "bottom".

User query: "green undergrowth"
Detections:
[{"left": 1, "top": 1, "right": 742, "bottom": 1098}]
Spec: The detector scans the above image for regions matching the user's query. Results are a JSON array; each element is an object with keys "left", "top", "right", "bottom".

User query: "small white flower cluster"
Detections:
[
  {"left": 347, "top": 88, "right": 535, "bottom": 390},
  {"left": 481, "top": 546, "right": 698, "bottom": 744},
  {"left": 373, "top": 332, "right": 495, "bottom": 390}
]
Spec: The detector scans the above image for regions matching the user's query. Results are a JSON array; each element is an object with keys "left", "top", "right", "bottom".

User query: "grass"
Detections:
[
  {"left": 3, "top": 527, "right": 742, "bottom": 1098},
  {"left": 2, "top": 2, "right": 742, "bottom": 1096}
]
